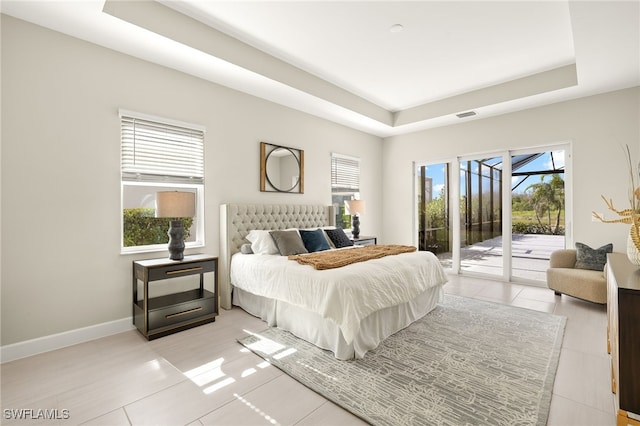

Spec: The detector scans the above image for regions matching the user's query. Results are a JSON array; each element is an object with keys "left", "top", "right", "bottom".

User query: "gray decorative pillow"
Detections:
[
  {"left": 575, "top": 242, "right": 613, "bottom": 271},
  {"left": 240, "top": 243, "right": 254, "bottom": 254},
  {"left": 269, "top": 230, "right": 309, "bottom": 256}
]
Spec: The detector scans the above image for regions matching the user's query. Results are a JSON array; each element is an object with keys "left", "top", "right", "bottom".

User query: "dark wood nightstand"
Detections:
[
  {"left": 351, "top": 236, "right": 377, "bottom": 246},
  {"left": 133, "top": 254, "right": 218, "bottom": 340}
]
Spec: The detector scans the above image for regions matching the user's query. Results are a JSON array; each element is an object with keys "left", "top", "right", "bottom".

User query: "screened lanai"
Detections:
[{"left": 417, "top": 150, "right": 566, "bottom": 282}]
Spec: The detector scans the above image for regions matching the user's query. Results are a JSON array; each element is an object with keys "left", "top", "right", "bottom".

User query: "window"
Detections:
[
  {"left": 331, "top": 153, "right": 360, "bottom": 229},
  {"left": 120, "top": 110, "right": 205, "bottom": 253}
]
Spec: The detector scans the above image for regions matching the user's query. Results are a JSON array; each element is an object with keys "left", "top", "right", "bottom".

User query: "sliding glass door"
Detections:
[
  {"left": 416, "top": 163, "right": 451, "bottom": 266},
  {"left": 416, "top": 144, "right": 569, "bottom": 284},
  {"left": 510, "top": 149, "right": 566, "bottom": 281},
  {"left": 459, "top": 156, "right": 504, "bottom": 277}
]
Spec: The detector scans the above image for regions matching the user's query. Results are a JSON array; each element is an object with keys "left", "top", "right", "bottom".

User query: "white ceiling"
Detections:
[
  {"left": 175, "top": 1, "right": 576, "bottom": 111},
  {"left": 2, "top": 1, "right": 639, "bottom": 137}
]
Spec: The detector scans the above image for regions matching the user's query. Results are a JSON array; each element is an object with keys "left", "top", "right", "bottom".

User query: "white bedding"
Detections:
[{"left": 230, "top": 247, "right": 448, "bottom": 343}]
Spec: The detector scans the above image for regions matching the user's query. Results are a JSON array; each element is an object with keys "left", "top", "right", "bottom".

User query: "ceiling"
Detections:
[{"left": 2, "top": 1, "right": 639, "bottom": 137}]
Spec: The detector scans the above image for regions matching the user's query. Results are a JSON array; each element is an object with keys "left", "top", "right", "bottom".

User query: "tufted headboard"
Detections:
[{"left": 219, "top": 203, "right": 335, "bottom": 309}]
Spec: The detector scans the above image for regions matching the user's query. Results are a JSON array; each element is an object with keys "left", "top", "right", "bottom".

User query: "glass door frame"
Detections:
[
  {"left": 456, "top": 151, "right": 509, "bottom": 280},
  {"left": 415, "top": 142, "right": 572, "bottom": 285}
]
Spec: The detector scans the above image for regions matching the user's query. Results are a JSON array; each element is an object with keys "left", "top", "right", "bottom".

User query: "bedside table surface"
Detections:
[
  {"left": 351, "top": 236, "right": 376, "bottom": 241},
  {"left": 134, "top": 254, "right": 217, "bottom": 268},
  {"left": 351, "top": 236, "right": 377, "bottom": 246}
]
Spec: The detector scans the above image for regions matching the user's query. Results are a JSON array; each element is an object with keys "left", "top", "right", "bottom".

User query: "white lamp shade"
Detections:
[
  {"left": 156, "top": 191, "right": 196, "bottom": 218},
  {"left": 345, "top": 199, "right": 366, "bottom": 216}
]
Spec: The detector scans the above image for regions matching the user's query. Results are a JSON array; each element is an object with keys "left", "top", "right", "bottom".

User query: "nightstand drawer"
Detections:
[
  {"left": 147, "top": 290, "right": 216, "bottom": 329},
  {"left": 147, "top": 260, "right": 216, "bottom": 281}
]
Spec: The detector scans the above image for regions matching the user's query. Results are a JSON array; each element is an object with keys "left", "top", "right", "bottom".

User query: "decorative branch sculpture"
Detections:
[
  {"left": 592, "top": 195, "right": 640, "bottom": 254},
  {"left": 591, "top": 145, "right": 640, "bottom": 259},
  {"left": 592, "top": 195, "right": 640, "bottom": 225}
]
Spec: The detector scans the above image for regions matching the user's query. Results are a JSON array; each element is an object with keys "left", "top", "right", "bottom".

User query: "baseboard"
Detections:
[{"left": 1, "top": 317, "right": 135, "bottom": 363}]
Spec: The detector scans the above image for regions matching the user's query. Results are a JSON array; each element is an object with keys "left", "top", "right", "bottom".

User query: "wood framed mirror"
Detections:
[{"left": 260, "top": 142, "right": 304, "bottom": 193}]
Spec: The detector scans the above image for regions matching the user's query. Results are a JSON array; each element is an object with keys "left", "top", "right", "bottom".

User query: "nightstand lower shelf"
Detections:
[{"left": 134, "top": 289, "right": 217, "bottom": 340}]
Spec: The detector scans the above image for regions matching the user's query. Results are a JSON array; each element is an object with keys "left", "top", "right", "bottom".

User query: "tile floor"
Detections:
[{"left": 1, "top": 275, "right": 614, "bottom": 425}]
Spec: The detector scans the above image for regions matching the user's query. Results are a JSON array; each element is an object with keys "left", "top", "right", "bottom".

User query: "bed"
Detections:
[{"left": 219, "top": 203, "right": 448, "bottom": 359}]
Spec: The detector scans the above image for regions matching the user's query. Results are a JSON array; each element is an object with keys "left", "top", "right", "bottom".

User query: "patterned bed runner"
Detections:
[{"left": 288, "top": 244, "right": 416, "bottom": 270}]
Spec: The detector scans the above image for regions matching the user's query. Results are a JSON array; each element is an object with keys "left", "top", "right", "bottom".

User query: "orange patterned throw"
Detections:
[{"left": 288, "top": 245, "right": 417, "bottom": 270}]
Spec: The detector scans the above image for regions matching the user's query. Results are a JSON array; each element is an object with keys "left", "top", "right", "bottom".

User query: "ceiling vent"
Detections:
[{"left": 456, "top": 111, "right": 477, "bottom": 118}]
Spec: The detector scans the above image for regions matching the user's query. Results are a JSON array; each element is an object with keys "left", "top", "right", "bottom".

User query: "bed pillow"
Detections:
[
  {"left": 240, "top": 243, "right": 254, "bottom": 254},
  {"left": 270, "top": 230, "right": 309, "bottom": 256},
  {"left": 325, "top": 228, "right": 354, "bottom": 249},
  {"left": 246, "top": 230, "right": 279, "bottom": 255},
  {"left": 301, "top": 226, "right": 337, "bottom": 248},
  {"left": 321, "top": 226, "right": 338, "bottom": 249},
  {"left": 299, "top": 229, "right": 331, "bottom": 252},
  {"left": 575, "top": 242, "right": 612, "bottom": 271}
]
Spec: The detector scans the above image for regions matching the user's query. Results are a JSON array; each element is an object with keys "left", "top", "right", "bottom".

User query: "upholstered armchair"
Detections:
[{"left": 546, "top": 249, "right": 608, "bottom": 304}]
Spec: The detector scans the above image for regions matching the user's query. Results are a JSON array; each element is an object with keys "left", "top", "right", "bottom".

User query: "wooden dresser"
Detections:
[{"left": 606, "top": 253, "right": 640, "bottom": 426}]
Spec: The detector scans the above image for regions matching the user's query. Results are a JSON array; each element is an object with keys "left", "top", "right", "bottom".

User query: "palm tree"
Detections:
[
  {"left": 525, "top": 174, "right": 565, "bottom": 234},
  {"left": 549, "top": 174, "right": 565, "bottom": 233}
]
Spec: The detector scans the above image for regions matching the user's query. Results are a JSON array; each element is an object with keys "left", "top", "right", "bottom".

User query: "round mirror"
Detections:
[{"left": 265, "top": 147, "right": 301, "bottom": 192}]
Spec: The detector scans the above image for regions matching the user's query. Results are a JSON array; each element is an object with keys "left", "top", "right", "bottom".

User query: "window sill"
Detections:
[{"left": 121, "top": 242, "right": 205, "bottom": 256}]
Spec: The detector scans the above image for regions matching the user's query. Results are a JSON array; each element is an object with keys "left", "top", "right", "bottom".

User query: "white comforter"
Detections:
[{"left": 230, "top": 247, "right": 448, "bottom": 343}]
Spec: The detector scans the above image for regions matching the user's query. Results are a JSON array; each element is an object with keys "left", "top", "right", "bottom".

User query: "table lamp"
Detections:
[
  {"left": 345, "top": 199, "right": 366, "bottom": 239},
  {"left": 156, "top": 191, "right": 196, "bottom": 260}
]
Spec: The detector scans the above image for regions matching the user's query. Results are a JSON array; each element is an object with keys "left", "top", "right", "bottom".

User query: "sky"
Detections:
[{"left": 420, "top": 150, "right": 566, "bottom": 199}]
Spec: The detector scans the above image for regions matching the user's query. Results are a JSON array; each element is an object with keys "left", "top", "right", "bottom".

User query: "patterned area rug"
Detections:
[{"left": 238, "top": 295, "right": 566, "bottom": 426}]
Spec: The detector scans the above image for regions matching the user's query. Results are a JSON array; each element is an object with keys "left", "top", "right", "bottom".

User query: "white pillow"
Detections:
[{"left": 246, "top": 230, "right": 279, "bottom": 255}]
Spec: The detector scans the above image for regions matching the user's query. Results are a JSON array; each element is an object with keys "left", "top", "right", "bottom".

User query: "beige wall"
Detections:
[
  {"left": 382, "top": 87, "right": 640, "bottom": 253},
  {"left": 2, "top": 14, "right": 639, "bottom": 349},
  {"left": 0, "top": 16, "right": 382, "bottom": 345}
]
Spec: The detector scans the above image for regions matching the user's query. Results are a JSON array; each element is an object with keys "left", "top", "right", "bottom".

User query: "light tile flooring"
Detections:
[{"left": 1, "top": 275, "right": 614, "bottom": 426}]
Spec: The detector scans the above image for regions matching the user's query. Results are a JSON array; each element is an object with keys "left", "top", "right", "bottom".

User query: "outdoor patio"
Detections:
[{"left": 436, "top": 234, "right": 565, "bottom": 282}]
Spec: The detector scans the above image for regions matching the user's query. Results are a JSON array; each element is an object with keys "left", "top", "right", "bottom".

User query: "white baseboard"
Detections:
[{"left": 1, "top": 317, "right": 135, "bottom": 363}]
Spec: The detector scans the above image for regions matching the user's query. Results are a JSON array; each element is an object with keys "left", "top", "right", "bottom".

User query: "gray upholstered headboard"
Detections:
[{"left": 219, "top": 203, "right": 335, "bottom": 309}]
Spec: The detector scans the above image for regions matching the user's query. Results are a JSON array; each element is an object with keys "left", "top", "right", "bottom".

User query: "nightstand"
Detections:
[
  {"left": 351, "top": 236, "right": 377, "bottom": 246},
  {"left": 133, "top": 254, "right": 218, "bottom": 340}
]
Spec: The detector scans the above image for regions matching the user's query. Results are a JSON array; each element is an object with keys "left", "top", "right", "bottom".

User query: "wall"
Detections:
[
  {"left": 382, "top": 87, "right": 640, "bottom": 256},
  {"left": 0, "top": 16, "right": 382, "bottom": 347}
]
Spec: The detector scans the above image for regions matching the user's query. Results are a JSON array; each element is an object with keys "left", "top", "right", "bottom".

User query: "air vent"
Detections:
[{"left": 456, "top": 111, "right": 477, "bottom": 118}]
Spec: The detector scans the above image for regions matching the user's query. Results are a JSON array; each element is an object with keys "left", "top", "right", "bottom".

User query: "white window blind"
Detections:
[
  {"left": 331, "top": 153, "right": 360, "bottom": 192},
  {"left": 121, "top": 112, "right": 204, "bottom": 184}
]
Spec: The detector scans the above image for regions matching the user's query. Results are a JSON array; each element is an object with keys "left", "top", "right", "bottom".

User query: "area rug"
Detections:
[{"left": 238, "top": 294, "right": 566, "bottom": 426}]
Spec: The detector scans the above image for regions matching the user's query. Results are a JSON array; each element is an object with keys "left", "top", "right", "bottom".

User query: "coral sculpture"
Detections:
[{"left": 592, "top": 145, "right": 640, "bottom": 262}]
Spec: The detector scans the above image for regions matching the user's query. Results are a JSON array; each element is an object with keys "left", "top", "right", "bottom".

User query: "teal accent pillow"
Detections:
[
  {"left": 575, "top": 242, "right": 613, "bottom": 271},
  {"left": 299, "top": 229, "right": 331, "bottom": 252}
]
